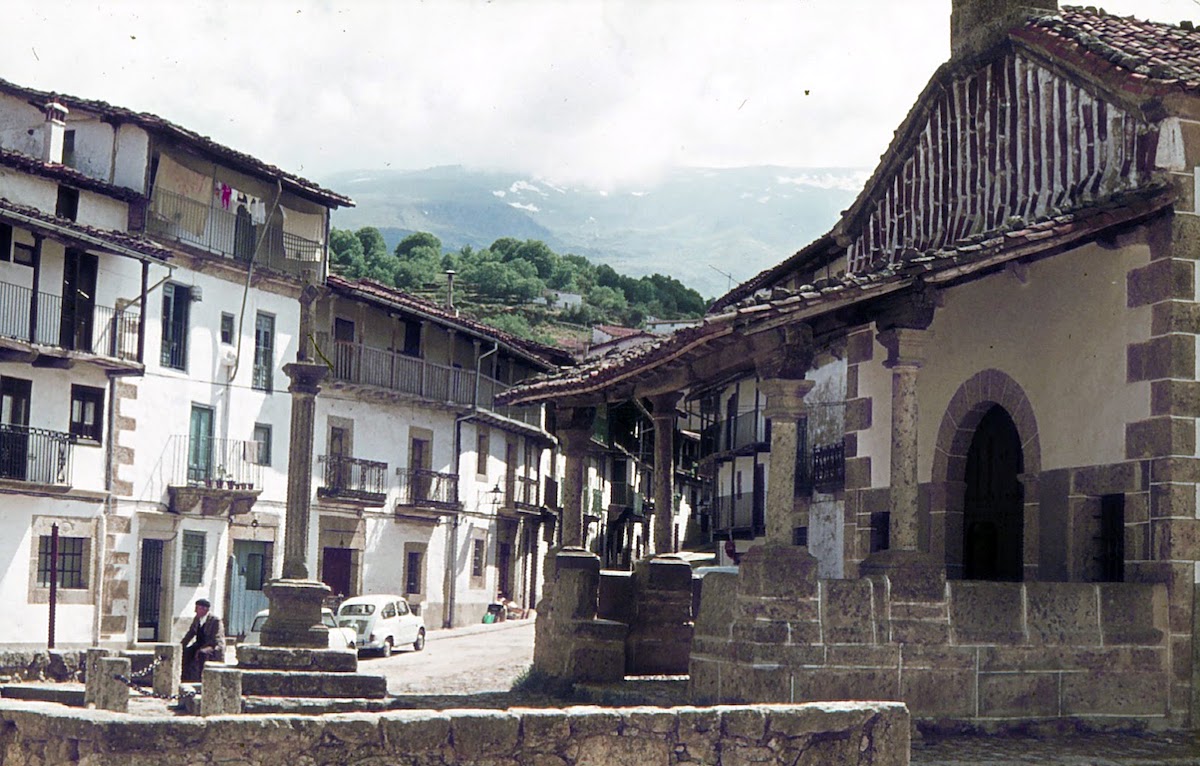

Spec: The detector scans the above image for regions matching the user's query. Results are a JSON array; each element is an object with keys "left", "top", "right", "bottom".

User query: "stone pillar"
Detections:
[
  {"left": 759, "top": 377, "right": 816, "bottom": 545},
  {"left": 281, "top": 361, "right": 328, "bottom": 580},
  {"left": 94, "top": 657, "right": 130, "bottom": 713},
  {"left": 875, "top": 327, "right": 930, "bottom": 552},
  {"left": 200, "top": 666, "right": 243, "bottom": 716},
  {"left": 556, "top": 407, "right": 595, "bottom": 549},
  {"left": 152, "top": 643, "right": 181, "bottom": 700},
  {"left": 650, "top": 393, "right": 681, "bottom": 555},
  {"left": 84, "top": 647, "right": 112, "bottom": 707}
]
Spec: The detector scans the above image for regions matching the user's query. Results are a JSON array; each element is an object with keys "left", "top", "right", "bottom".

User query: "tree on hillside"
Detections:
[
  {"left": 329, "top": 228, "right": 366, "bottom": 275},
  {"left": 393, "top": 232, "right": 445, "bottom": 290}
]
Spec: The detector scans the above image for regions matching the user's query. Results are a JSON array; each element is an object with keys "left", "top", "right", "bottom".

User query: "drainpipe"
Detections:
[{"left": 474, "top": 343, "right": 499, "bottom": 409}]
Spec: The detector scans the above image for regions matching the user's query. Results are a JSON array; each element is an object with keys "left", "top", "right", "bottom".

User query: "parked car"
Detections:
[
  {"left": 336, "top": 594, "right": 426, "bottom": 657},
  {"left": 243, "top": 607, "right": 357, "bottom": 649}
]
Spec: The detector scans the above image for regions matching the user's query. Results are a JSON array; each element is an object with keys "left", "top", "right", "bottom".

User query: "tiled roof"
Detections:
[
  {"left": 713, "top": 6, "right": 1200, "bottom": 312},
  {"left": 0, "top": 148, "right": 144, "bottom": 202},
  {"left": 595, "top": 324, "right": 646, "bottom": 339},
  {"left": 0, "top": 196, "right": 172, "bottom": 261},
  {"left": 1018, "top": 7, "right": 1200, "bottom": 91},
  {"left": 325, "top": 274, "right": 575, "bottom": 369},
  {"left": 0, "top": 78, "right": 353, "bottom": 208},
  {"left": 499, "top": 186, "right": 1172, "bottom": 405}
]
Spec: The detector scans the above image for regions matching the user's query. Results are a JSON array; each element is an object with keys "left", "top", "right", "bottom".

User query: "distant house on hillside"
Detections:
[
  {"left": 644, "top": 317, "right": 701, "bottom": 335},
  {"left": 542, "top": 290, "right": 582, "bottom": 310}
]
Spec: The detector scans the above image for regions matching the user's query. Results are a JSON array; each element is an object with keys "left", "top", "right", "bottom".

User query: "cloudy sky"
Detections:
[{"left": 5, "top": 0, "right": 1199, "bottom": 190}]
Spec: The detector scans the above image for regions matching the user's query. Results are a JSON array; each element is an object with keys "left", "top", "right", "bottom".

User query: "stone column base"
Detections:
[
  {"left": 533, "top": 548, "right": 627, "bottom": 683},
  {"left": 739, "top": 543, "right": 819, "bottom": 598},
  {"left": 858, "top": 548, "right": 946, "bottom": 600},
  {"left": 626, "top": 555, "right": 694, "bottom": 675},
  {"left": 261, "top": 579, "right": 331, "bottom": 649}
]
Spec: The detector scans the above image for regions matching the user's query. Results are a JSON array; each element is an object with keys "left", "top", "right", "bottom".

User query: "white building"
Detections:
[
  {"left": 310, "top": 276, "right": 571, "bottom": 627},
  {"left": 0, "top": 77, "right": 351, "bottom": 647}
]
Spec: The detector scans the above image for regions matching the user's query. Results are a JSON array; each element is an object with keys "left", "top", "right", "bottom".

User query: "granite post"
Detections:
[{"left": 650, "top": 392, "right": 681, "bottom": 555}]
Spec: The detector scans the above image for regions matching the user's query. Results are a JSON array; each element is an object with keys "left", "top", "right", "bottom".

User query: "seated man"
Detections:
[{"left": 180, "top": 598, "right": 225, "bottom": 682}]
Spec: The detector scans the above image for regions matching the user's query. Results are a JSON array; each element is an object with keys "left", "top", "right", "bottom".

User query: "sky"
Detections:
[{"left": 5, "top": 0, "right": 1200, "bottom": 190}]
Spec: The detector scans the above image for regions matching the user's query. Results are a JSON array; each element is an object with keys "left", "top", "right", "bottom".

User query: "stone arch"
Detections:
[{"left": 930, "top": 369, "right": 1041, "bottom": 580}]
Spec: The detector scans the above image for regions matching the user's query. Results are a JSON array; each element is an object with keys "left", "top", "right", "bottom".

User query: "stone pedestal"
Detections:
[
  {"left": 859, "top": 547, "right": 949, "bottom": 644},
  {"left": 83, "top": 647, "right": 112, "bottom": 707},
  {"left": 261, "top": 579, "right": 331, "bottom": 649},
  {"left": 152, "top": 643, "right": 181, "bottom": 700},
  {"left": 625, "top": 555, "right": 694, "bottom": 675},
  {"left": 94, "top": 657, "right": 130, "bottom": 713},
  {"left": 200, "top": 666, "right": 242, "bottom": 716},
  {"left": 533, "top": 548, "right": 627, "bottom": 683}
]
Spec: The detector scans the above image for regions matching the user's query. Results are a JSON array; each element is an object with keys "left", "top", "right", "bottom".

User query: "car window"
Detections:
[
  {"left": 339, "top": 603, "right": 375, "bottom": 616},
  {"left": 397, "top": 600, "right": 409, "bottom": 616},
  {"left": 251, "top": 615, "right": 267, "bottom": 632},
  {"left": 381, "top": 603, "right": 396, "bottom": 619},
  {"left": 322, "top": 612, "right": 337, "bottom": 629}
]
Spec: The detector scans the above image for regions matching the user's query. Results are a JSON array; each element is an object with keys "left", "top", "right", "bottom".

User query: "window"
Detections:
[
  {"left": 476, "top": 429, "right": 489, "bottom": 476},
  {"left": 220, "top": 313, "right": 234, "bottom": 345},
  {"left": 69, "top": 385, "right": 104, "bottom": 443},
  {"left": 405, "top": 549, "right": 423, "bottom": 595},
  {"left": 471, "top": 538, "right": 485, "bottom": 578},
  {"left": 252, "top": 423, "right": 272, "bottom": 466},
  {"left": 61, "top": 130, "right": 76, "bottom": 168},
  {"left": 403, "top": 320, "right": 421, "bottom": 357},
  {"left": 381, "top": 602, "right": 396, "bottom": 620},
  {"left": 253, "top": 312, "right": 274, "bottom": 391},
  {"left": 12, "top": 242, "right": 34, "bottom": 267},
  {"left": 180, "top": 531, "right": 205, "bottom": 585},
  {"left": 55, "top": 186, "right": 79, "bottom": 221},
  {"left": 0, "top": 223, "right": 10, "bottom": 261},
  {"left": 161, "top": 283, "right": 190, "bottom": 370},
  {"left": 37, "top": 535, "right": 86, "bottom": 589}
]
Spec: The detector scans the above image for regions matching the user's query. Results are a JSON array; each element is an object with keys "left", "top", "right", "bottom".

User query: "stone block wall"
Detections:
[
  {"left": 691, "top": 570, "right": 1175, "bottom": 729},
  {"left": 0, "top": 699, "right": 910, "bottom": 766}
]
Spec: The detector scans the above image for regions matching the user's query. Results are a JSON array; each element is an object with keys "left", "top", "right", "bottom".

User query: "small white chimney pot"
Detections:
[{"left": 42, "top": 100, "right": 69, "bottom": 165}]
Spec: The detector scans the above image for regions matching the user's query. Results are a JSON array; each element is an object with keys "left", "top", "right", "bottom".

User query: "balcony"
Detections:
[
  {"left": 319, "top": 454, "right": 388, "bottom": 506},
  {"left": 797, "top": 442, "right": 846, "bottom": 495},
  {"left": 0, "top": 281, "right": 140, "bottom": 365},
  {"left": 508, "top": 475, "right": 540, "bottom": 509},
  {"left": 146, "top": 188, "right": 321, "bottom": 277},
  {"left": 0, "top": 424, "right": 72, "bottom": 487},
  {"left": 316, "top": 334, "right": 542, "bottom": 427},
  {"left": 711, "top": 492, "right": 764, "bottom": 536},
  {"left": 163, "top": 434, "right": 263, "bottom": 515},
  {"left": 395, "top": 467, "right": 459, "bottom": 510},
  {"left": 700, "top": 412, "right": 768, "bottom": 459}
]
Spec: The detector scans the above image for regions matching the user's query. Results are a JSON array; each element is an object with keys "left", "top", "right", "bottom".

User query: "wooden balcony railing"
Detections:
[
  {"left": 0, "top": 280, "right": 139, "bottom": 361},
  {"left": 0, "top": 423, "right": 72, "bottom": 486},
  {"left": 505, "top": 475, "right": 540, "bottom": 509}
]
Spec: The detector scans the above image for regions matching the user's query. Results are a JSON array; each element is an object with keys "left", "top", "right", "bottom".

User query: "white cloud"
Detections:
[
  {"left": 777, "top": 172, "right": 874, "bottom": 192},
  {"left": 508, "top": 202, "right": 540, "bottom": 213},
  {"left": 2, "top": 0, "right": 1196, "bottom": 190}
]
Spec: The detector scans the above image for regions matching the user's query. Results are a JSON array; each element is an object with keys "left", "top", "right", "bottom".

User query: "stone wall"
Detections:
[
  {"left": 691, "top": 568, "right": 1175, "bottom": 729},
  {"left": 0, "top": 699, "right": 910, "bottom": 766}
]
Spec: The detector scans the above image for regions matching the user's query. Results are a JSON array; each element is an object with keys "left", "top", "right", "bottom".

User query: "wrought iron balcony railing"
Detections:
[
  {"left": 165, "top": 434, "right": 265, "bottom": 489},
  {"left": 147, "top": 187, "right": 322, "bottom": 276},
  {"left": 320, "top": 454, "right": 388, "bottom": 503},
  {"left": 0, "top": 423, "right": 72, "bottom": 486},
  {"left": 796, "top": 442, "right": 846, "bottom": 495},
  {"left": 0, "top": 281, "right": 139, "bottom": 361},
  {"left": 395, "top": 467, "right": 458, "bottom": 508}
]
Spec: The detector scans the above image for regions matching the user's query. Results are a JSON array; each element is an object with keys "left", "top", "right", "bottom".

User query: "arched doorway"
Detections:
[{"left": 962, "top": 405, "right": 1024, "bottom": 581}]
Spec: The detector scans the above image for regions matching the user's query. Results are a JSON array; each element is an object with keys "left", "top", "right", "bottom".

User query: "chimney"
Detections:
[
  {"left": 42, "top": 100, "right": 69, "bottom": 164},
  {"left": 950, "top": 0, "right": 1058, "bottom": 59},
  {"left": 445, "top": 269, "right": 456, "bottom": 310}
]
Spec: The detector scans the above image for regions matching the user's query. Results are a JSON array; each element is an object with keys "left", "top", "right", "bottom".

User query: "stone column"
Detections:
[
  {"left": 876, "top": 327, "right": 930, "bottom": 552},
  {"left": 94, "top": 657, "right": 130, "bottom": 713},
  {"left": 650, "top": 392, "right": 681, "bottom": 555},
  {"left": 152, "top": 643, "right": 181, "bottom": 700},
  {"left": 281, "top": 361, "right": 328, "bottom": 579},
  {"left": 759, "top": 377, "right": 816, "bottom": 545},
  {"left": 556, "top": 407, "right": 595, "bottom": 549}
]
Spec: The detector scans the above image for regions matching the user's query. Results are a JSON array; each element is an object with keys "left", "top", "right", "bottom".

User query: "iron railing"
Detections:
[
  {"left": 506, "top": 475, "right": 540, "bottom": 508},
  {"left": 147, "top": 187, "right": 322, "bottom": 276},
  {"left": 316, "top": 334, "right": 542, "bottom": 426},
  {"left": 395, "top": 467, "right": 458, "bottom": 508},
  {"left": 161, "top": 318, "right": 187, "bottom": 369},
  {"left": 165, "top": 434, "right": 265, "bottom": 489},
  {"left": 320, "top": 454, "right": 388, "bottom": 502},
  {"left": 0, "top": 281, "right": 139, "bottom": 361},
  {"left": 797, "top": 442, "right": 846, "bottom": 494},
  {"left": 0, "top": 423, "right": 72, "bottom": 485}
]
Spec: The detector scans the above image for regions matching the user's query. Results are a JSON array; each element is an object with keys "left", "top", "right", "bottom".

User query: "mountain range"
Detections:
[{"left": 323, "top": 166, "right": 870, "bottom": 300}]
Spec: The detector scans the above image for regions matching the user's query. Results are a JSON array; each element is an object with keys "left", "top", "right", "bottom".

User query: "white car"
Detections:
[
  {"left": 243, "top": 607, "right": 357, "bottom": 650},
  {"left": 336, "top": 594, "right": 426, "bottom": 657}
]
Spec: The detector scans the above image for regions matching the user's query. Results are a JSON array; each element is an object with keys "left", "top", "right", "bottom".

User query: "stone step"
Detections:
[
  {"left": 242, "top": 696, "right": 396, "bottom": 714},
  {"left": 1, "top": 684, "right": 85, "bottom": 706},
  {"left": 238, "top": 670, "right": 388, "bottom": 699},
  {"left": 235, "top": 645, "right": 358, "bottom": 672}
]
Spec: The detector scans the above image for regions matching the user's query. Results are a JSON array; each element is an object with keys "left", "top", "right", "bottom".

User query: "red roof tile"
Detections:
[{"left": 0, "top": 196, "right": 172, "bottom": 261}]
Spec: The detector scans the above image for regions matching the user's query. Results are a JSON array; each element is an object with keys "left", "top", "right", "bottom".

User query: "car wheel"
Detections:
[
  {"left": 380, "top": 637, "right": 393, "bottom": 658},
  {"left": 413, "top": 628, "right": 426, "bottom": 652}
]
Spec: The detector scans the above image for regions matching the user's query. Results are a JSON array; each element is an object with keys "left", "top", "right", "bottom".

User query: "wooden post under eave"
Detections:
[{"left": 137, "top": 260, "right": 148, "bottom": 363}]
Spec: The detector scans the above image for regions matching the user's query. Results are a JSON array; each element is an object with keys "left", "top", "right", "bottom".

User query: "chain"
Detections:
[
  {"left": 128, "top": 652, "right": 169, "bottom": 681},
  {"left": 113, "top": 673, "right": 197, "bottom": 702}
]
